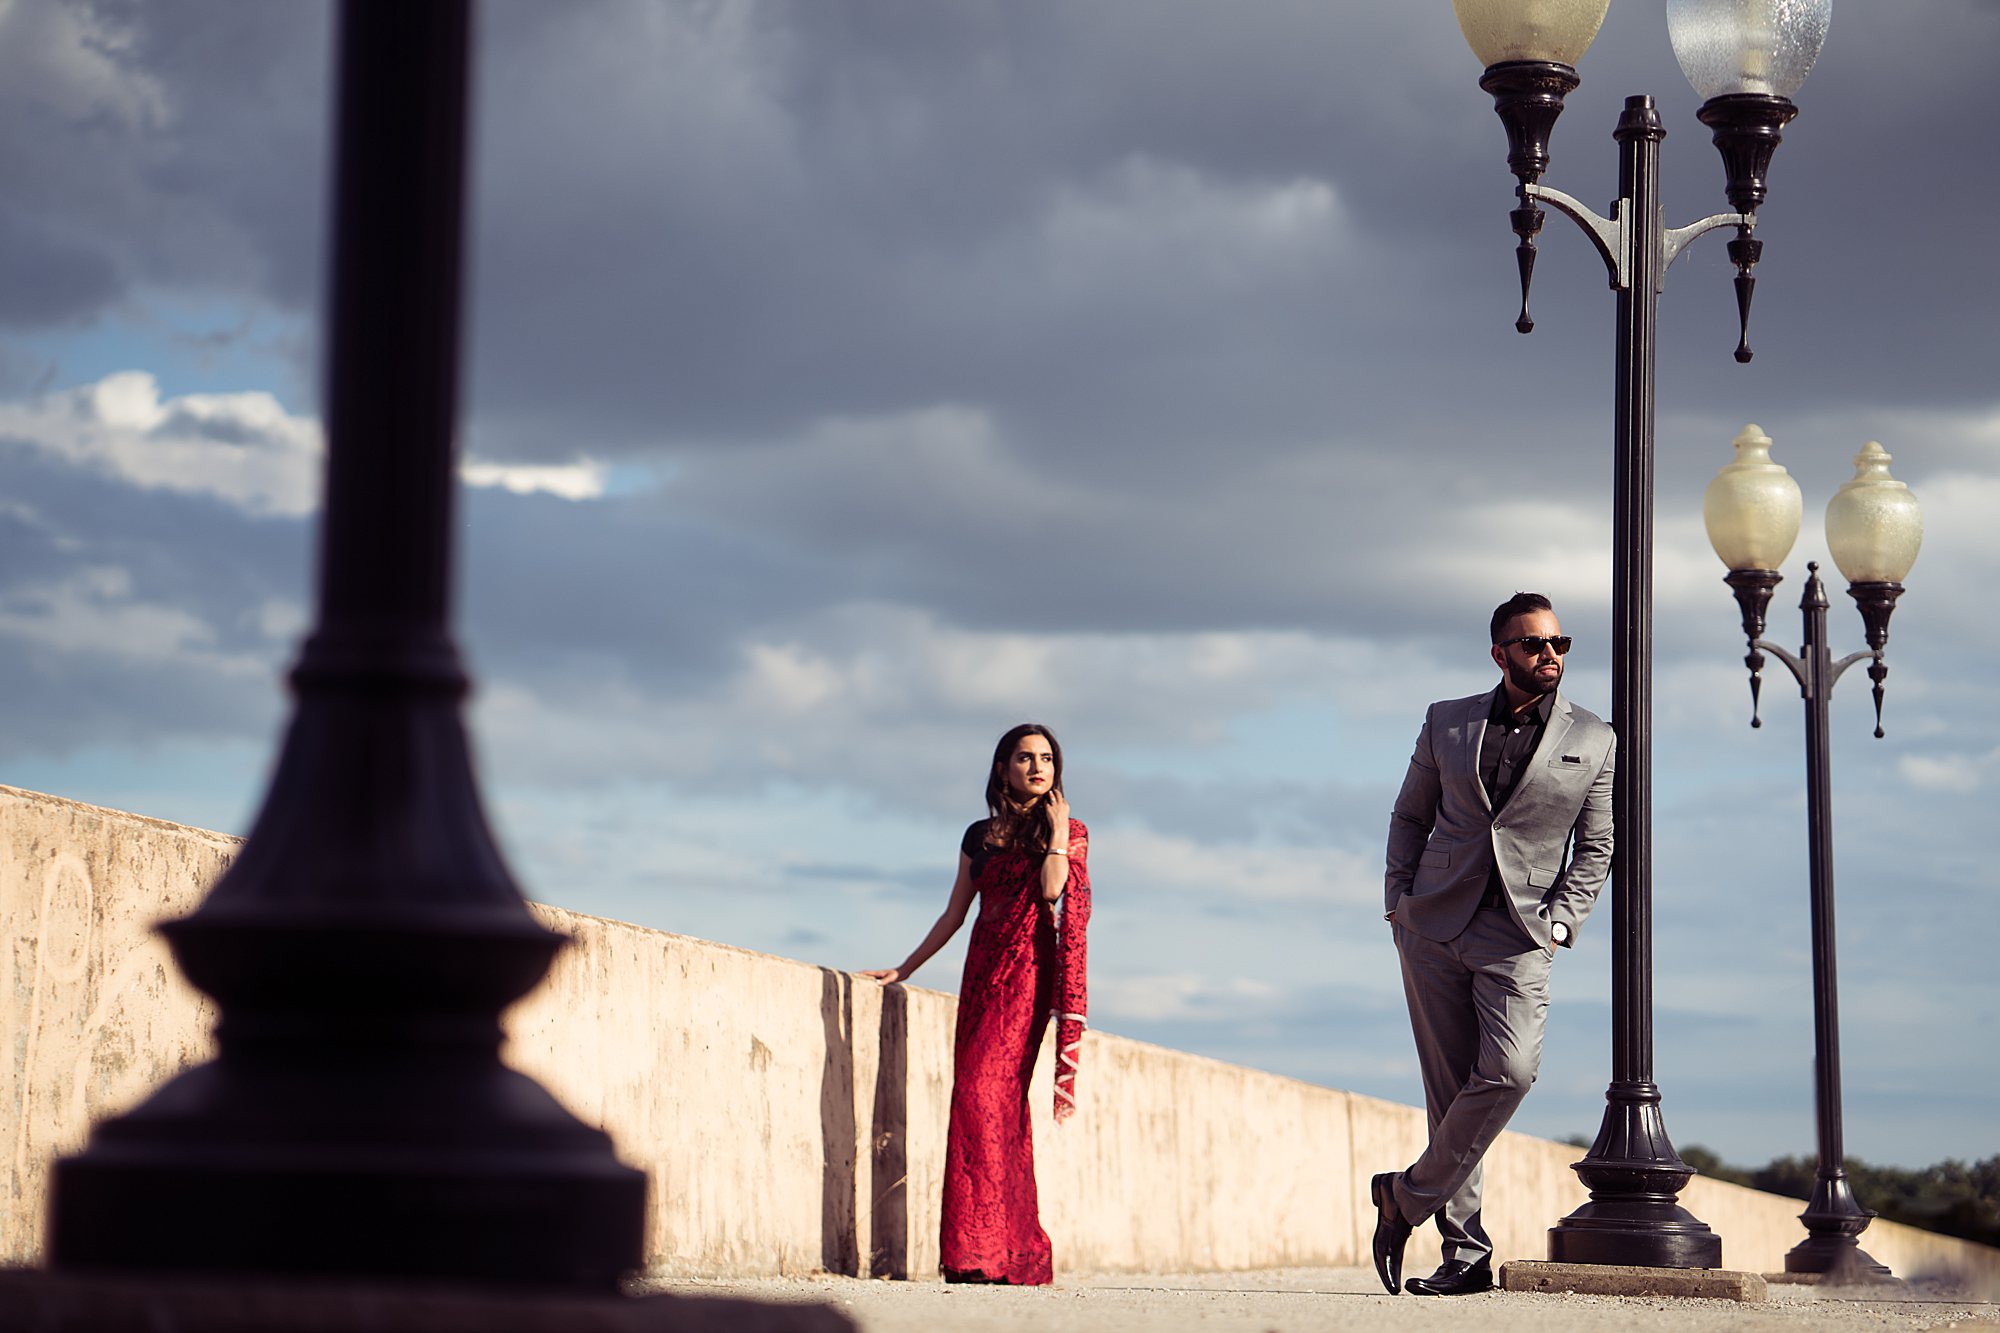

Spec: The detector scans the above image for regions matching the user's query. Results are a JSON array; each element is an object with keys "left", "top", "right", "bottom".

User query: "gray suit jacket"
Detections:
[{"left": 1384, "top": 687, "right": 1615, "bottom": 949}]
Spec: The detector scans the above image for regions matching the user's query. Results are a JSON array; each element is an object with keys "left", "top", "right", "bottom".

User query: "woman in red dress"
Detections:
[{"left": 863, "top": 723, "right": 1091, "bottom": 1285}]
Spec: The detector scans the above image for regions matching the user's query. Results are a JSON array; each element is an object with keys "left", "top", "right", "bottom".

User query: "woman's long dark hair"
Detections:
[{"left": 984, "top": 722, "right": 1064, "bottom": 855}]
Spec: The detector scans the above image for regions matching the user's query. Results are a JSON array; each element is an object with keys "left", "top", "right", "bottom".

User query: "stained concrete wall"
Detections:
[{"left": 4, "top": 784, "right": 1995, "bottom": 1286}]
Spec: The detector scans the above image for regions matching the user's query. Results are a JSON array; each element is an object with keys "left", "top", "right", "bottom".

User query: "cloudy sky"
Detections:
[{"left": 3, "top": 1, "right": 1996, "bottom": 1176}]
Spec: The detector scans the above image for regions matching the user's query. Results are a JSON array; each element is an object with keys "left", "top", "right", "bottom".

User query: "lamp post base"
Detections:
[
  {"left": 1547, "top": 1088, "right": 1723, "bottom": 1269},
  {"left": 0, "top": 1268, "right": 852, "bottom": 1333},
  {"left": 52, "top": 1139, "right": 647, "bottom": 1290},
  {"left": 1547, "top": 1207, "right": 1723, "bottom": 1269},
  {"left": 1784, "top": 1236, "right": 1893, "bottom": 1282},
  {"left": 1785, "top": 1178, "right": 1893, "bottom": 1280}
]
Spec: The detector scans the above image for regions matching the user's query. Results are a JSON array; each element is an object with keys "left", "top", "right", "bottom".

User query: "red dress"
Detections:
[{"left": 939, "top": 818, "right": 1089, "bottom": 1286}]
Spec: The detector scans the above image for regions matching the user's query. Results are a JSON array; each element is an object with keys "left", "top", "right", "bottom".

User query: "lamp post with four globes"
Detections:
[
  {"left": 1451, "top": 0, "right": 1832, "bottom": 1269},
  {"left": 1703, "top": 424, "right": 1923, "bottom": 1280}
]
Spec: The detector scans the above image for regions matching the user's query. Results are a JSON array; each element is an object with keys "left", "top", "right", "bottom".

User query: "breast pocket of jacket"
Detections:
[{"left": 1546, "top": 753, "right": 1595, "bottom": 780}]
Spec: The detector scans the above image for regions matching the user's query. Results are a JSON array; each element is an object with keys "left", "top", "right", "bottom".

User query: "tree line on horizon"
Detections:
[{"left": 1558, "top": 1139, "right": 2000, "bottom": 1248}]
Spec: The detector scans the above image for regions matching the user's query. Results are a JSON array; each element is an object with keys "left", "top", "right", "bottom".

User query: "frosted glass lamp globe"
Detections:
[
  {"left": 1825, "top": 442, "right": 1922, "bottom": 584},
  {"left": 1667, "top": 0, "right": 1831, "bottom": 100},
  {"left": 1453, "top": 0, "right": 1610, "bottom": 67},
  {"left": 1703, "top": 423, "right": 1801, "bottom": 572}
]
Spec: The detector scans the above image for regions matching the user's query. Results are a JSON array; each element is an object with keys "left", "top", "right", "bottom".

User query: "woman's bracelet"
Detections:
[{"left": 1045, "top": 847, "right": 1069, "bottom": 857}]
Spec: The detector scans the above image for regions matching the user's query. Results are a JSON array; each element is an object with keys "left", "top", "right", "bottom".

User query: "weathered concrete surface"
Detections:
[
  {"left": 0, "top": 787, "right": 228, "bottom": 1264},
  {"left": 648, "top": 1268, "right": 2000, "bottom": 1333},
  {"left": 6, "top": 785, "right": 1998, "bottom": 1288}
]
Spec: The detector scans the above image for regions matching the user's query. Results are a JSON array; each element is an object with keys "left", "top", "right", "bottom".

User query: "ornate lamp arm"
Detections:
[
  {"left": 1521, "top": 183, "right": 1622, "bottom": 292},
  {"left": 1746, "top": 638, "right": 1805, "bottom": 725},
  {"left": 1663, "top": 212, "right": 1750, "bottom": 286},
  {"left": 1731, "top": 567, "right": 1899, "bottom": 736},
  {"left": 1514, "top": 184, "right": 1750, "bottom": 334}
]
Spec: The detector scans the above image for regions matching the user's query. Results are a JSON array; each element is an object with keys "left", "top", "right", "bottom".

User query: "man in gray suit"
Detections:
[{"left": 1371, "top": 592, "right": 1615, "bottom": 1296}]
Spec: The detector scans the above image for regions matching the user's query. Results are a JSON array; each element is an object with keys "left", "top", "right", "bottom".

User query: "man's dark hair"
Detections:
[{"left": 1490, "top": 592, "right": 1554, "bottom": 644}]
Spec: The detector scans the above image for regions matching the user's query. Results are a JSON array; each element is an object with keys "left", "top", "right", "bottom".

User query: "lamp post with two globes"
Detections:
[
  {"left": 1450, "top": 0, "right": 1834, "bottom": 1270},
  {"left": 1703, "top": 425, "right": 1923, "bottom": 1280}
]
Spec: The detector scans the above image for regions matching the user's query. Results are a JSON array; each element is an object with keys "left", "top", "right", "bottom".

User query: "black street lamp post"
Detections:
[
  {"left": 43, "top": 0, "right": 648, "bottom": 1288},
  {"left": 1451, "top": 0, "right": 1832, "bottom": 1269},
  {"left": 1704, "top": 427, "right": 1924, "bottom": 1280}
]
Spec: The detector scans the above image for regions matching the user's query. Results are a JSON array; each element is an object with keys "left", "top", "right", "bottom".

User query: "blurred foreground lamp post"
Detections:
[
  {"left": 1452, "top": 0, "right": 1831, "bottom": 1268},
  {"left": 1704, "top": 425, "right": 1923, "bottom": 1280},
  {"left": 43, "top": 0, "right": 649, "bottom": 1288}
]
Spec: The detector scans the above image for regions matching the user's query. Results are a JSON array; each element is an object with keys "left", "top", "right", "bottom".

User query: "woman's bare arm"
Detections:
[
  {"left": 1039, "top": 794, "right": 1072, "bottom": 902},
  {"left": 861, "top": 852, "right": 976, "bottom": 984}
]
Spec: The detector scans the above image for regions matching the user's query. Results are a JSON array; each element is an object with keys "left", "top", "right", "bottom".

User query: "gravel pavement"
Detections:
[{"left": 647, "top": 1266, "right": 2000, "bottom": 1333}]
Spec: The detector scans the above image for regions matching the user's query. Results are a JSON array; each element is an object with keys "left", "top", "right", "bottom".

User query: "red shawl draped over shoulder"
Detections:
[{"left": 1050, "top": 820, "right": 1090, "bottom": 1121}]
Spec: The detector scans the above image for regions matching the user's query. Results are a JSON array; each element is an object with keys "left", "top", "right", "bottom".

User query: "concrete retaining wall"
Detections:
[{"left": 4, "top": 785, "right": 1994, "bottom": 1285}]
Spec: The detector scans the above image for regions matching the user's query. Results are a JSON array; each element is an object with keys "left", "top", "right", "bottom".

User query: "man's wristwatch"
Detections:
[{"left": 1551, "top": 921, "right": 1571, "bottom": 947}]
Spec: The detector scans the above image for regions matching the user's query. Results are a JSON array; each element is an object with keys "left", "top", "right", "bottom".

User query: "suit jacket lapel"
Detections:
[
  {"left": 1466, "top": 693, "right": 1494, "bottom": 813},
  {"left": 1512, "top": 692, "right": 1575, "bottom": 804}
]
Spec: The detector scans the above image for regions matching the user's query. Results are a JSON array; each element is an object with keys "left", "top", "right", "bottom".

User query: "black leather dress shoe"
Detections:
[
  {"left": 1370, "top": 1172, "right": 1412, "bottom": 1295},
  {"left": 1405, "top": 1258, "right": 1494, "bottom": 1296}
]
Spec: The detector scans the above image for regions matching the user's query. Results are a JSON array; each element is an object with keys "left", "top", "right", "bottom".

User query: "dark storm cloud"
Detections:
[
  {"left": 457, "top": 481, "right": 844, "bottom": 688},
  {"left": 0, "top": 443, "right": 310, "bottom": 629},
  {"left": 112, "top": 1, "right": 330, "bottom": 306},
  {"left": 0, "top": 2, "right": 328, "bottom": 334},
  {"left": 9, "top": 1, "right": 1986, "bottom": 483},
  {"left": 0, "top": 458, "right": 302, "bottom": 757},
  {"left": 0, "top": 0, "right": 1979, "bottom": 741},
  {"left": 455, "top": 0, "right": 1997, "bottom": 476},
  {"left": 0, "top": 208, "right": 122, "bottom": 328},
  {"left": 458, "top": 0, "right": 1553, "bottom": 460}
]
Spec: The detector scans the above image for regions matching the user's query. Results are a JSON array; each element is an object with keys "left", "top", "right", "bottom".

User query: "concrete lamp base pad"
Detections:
[
  {"left": 0, "top": 1269, "right": 855, "bottom": 1333},
  {"left": 1501, "top": 1260, "right": 1768, "bottom": 1303},
  {"left": 1765, "top": 1269, "right": 1908, "bottom": 1290}
]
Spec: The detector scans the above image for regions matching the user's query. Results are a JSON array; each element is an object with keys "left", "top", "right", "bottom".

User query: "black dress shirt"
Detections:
[
  {"left": 1478, "top": 686, "right": 1552, "bottom": 910},
  {"left": 1479, "top": 685, "right": 1552, "bottom": 814}
]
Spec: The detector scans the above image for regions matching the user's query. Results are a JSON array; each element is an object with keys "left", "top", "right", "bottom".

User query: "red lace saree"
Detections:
[{"left": 939, "top": 818, "right": 1090, "bottom": 1286}]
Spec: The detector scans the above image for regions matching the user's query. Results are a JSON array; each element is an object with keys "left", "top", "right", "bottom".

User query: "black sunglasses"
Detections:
[{"left": 1499, "top": 634, "right": 1572, "bottom": 656}]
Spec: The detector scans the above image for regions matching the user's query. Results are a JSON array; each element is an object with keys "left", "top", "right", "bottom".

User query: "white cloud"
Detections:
[
  {"left": 0, "top": 373, "right": 617, "bottom": 515},
  {"left": 468, "top": 602, "right": 1406, "bottom": 806},
  {"left": 1403, "top": 495, "right": 1613, "bottom": 614},
  {"left": 1898, "top": 750, "right": 1993, "bottom": 794},
  {"left": 1107, "top": 826, "right": 1376, "bottom": 908},
  {"left": 0, "top": 372, "right": 320, "bottom": 516},
  {"left": 721, "top": 608, "right": 1389, "bottom": 741},
  {"left": 246, "top": 598, "right": 308, "bottom": 644},
  {"left": 1094, "top": 972, "right": 1279, "bottom": 1025},
  {"left": 461, "top": 457, "right": 608, "bottom": 501},
  {"left": 0, "top": 565, "right": 258, "bottom": 675},
  {"left": 736, "top": 641, "right": 849, "bottom": 715},
  {"left": 1901, "top": 469, "right": 2000, "bottom": 570}
]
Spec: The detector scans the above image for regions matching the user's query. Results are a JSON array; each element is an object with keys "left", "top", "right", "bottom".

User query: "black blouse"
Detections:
[{"left": 961, "top": 819, "right": 997, "bottom": 882}]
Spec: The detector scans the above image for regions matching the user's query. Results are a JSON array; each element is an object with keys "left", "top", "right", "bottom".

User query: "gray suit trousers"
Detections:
[{"left": 1390, "top": 906, "right": 1551, "bottom": 1264}]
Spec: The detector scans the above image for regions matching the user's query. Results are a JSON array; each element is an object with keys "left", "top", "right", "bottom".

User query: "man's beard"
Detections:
[{"left": 1508, "top": 656, "right": 1561, "bottom": 699}]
